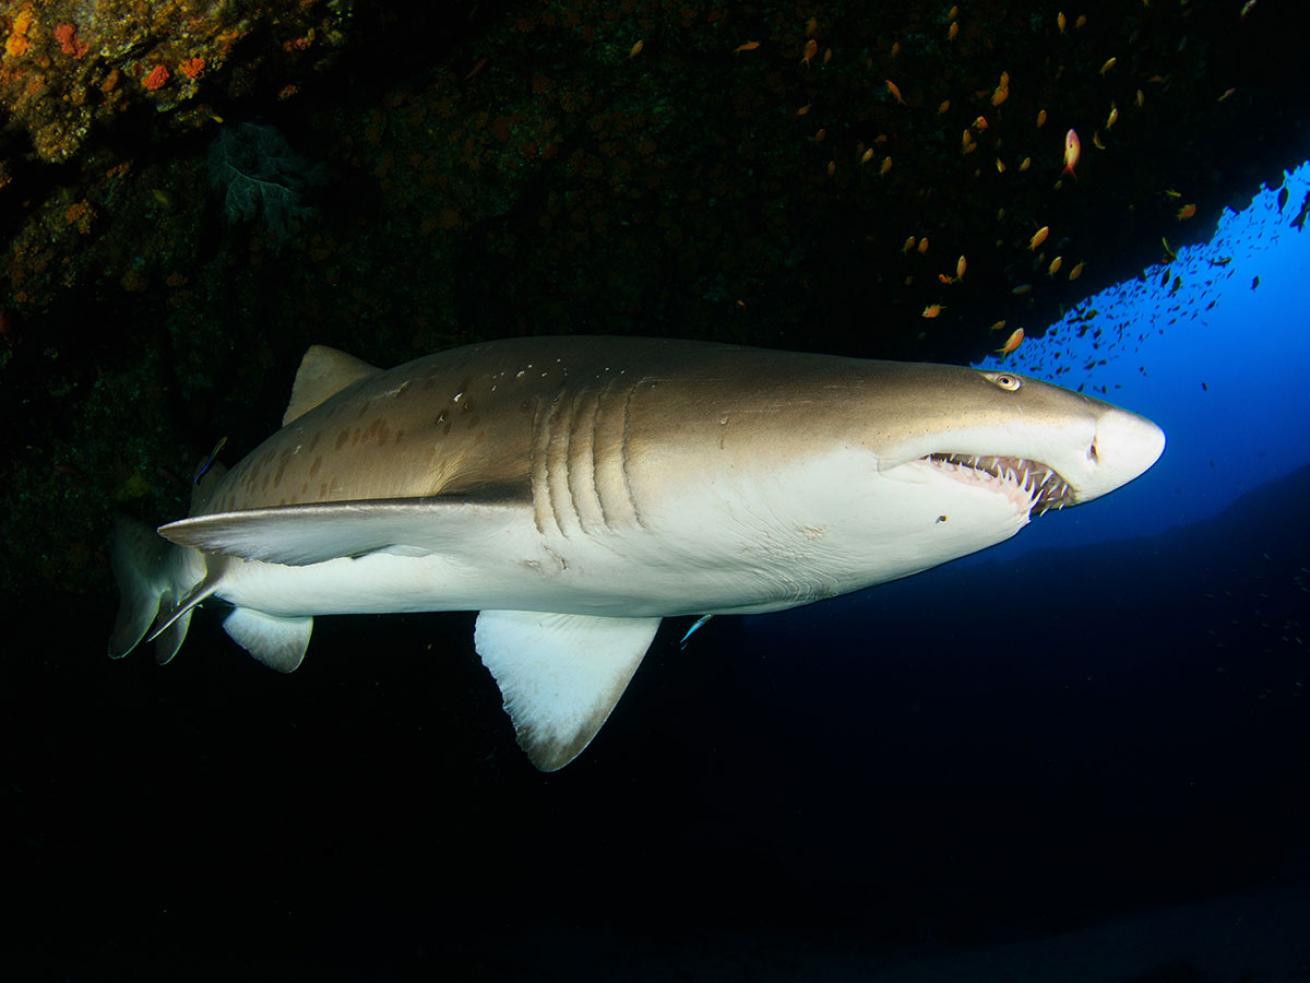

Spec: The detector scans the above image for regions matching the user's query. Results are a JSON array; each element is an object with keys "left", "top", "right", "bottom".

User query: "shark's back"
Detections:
[{"left": 202, "top": 336, "right": 877, "bottom": 515}]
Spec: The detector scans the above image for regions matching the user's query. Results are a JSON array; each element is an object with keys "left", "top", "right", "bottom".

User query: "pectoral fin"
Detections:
[{"left": 474, "top": 610, "right": 662, "bottom": 771}]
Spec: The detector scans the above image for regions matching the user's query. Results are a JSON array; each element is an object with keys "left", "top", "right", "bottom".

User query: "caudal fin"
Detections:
[{"left": 108, "top": 516, "right": 208, "bottom": 665}]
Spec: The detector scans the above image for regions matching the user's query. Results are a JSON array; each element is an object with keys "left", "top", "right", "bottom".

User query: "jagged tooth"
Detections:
[{"left": 1041, "top": 471, "right": 1053, "bottom": 487}]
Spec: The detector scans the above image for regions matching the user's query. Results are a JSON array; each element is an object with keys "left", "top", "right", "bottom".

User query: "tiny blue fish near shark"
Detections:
[{"left": 108, "top": 336, "right": 1165, "bottom": 770}]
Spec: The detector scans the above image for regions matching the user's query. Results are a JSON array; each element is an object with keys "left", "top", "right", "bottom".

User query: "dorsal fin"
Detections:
[{"left": 282, "top": 345, "right": 381, "bottom": 426}]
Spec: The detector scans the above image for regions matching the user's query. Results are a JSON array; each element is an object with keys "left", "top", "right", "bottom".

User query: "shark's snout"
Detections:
[{"left": 1076, "top": 407, "right": 1166, "bottom": 503}]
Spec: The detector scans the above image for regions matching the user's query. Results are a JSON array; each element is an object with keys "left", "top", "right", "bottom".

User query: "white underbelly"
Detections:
[{"left": 213, "top": 530, "right": 807, "bottom": 620}]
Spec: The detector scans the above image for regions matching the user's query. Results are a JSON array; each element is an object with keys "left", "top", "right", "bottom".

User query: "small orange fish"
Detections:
[
  {"left": 1176, "top": 203, "right": 1197, "bottom": 220},
  {"left": 948, "top": 5, "right": 959, "bottom": 18},
  {"left": 918, "top": 237, "right": 930, "bottom": 254},
  {"left": 801, "top": 38, "right": 818, "bottom": 65},
  {"left": 938, "top": 273, "right": 954, "bottom": 285},
  {"left": 947, "top": 21, "right": 959, "bottom": 41},
  {"left": 1068, "top": 260, "right": 1085, "bottom": 281},
  {"left": 973, "top": 115, "right": 989, "bottom": 131},
  {"left": 806, "top": 16, "right": 818, "bottom": 37},
  {"left": 902, "top": 235, "right": 917, "bottom": 254},
  {"left": 886, "top": 79, "right": 905, "bottom": 104},
  {"left": 880, "top": 155, "right": 893, "bottom": 176},
  {"left": 860, "top": 147, "right": 874, "bottom": 165},
  {"left": 1036, "top": 108, "right": 1048, "bottom": 128},
  {"left": 1057, "top": 12, "right": 1067, "bottom": 33},
  {"left": 1099, "top": 56, "right": 1117, "bottom": 76},
  {"left": 956, "top": 255, "right": 967, "bottom": 279},
  {"left": 1241, "top": 0, "right": 1258, "bottom": 19},
  {"left": 826, "top": 160, "right": 836, "bottom": 176},
  {"left": 1217, "top": 87, "right": 1236, "bottom": 102},
  {"left": 922, "top": 304, "right": 945, "bottom": 319},
  {"left": 1092, "top": 130, "right": 1106, "bottom": 150},
  {"left": 796, "top": 103, "right": 812, "bottom": 116},
  {"left": 1028, "top": 225, "right": 1050, "bottom": 251},
  {"left": 990, "top": 320, "right": 1008, "bottom": 332},
  {"left": 938, "top": 99, "right": 951, "bottom": 114},
  {"left": 1019, "top": 156, "right": 1032, "bottom": 172},
  {"left": 961, "top": 129, "right": 975, "bottom": 153},
  {"left": 1105, "top": 103, "right": 1119, "bottom": 129},
  {"left": 1012, "top": 284, "right": 1032, "bottom": 295},
  {"left": 814, "top": 127, "right": 827, "bottom": 142},
  {"left": 995, "top": 158, "right": 1006, "bottom": 174},
  {"left": 823, "top": 47, "right": 832, "bottom": 65},
  {"left": 1075, "top": 14, "right": 1087, "bottom": 28},
  {"left": 890, "top": 40, "right": 901, "bottom": 58},
  {"left": 1062, "top": 128, "right": 1081, "bottom": 177},
  {"left": 734, "top": 41, "right": 760, "bottom": 53},
  {"left": 629, "top": 39, "right": 644, "bottom": 58},
  {"left": 1047, "top": 255, "right": 1063, "bottom": 276},
  {"left": 1135, "top": 89, "right": 1145, "bottom": 109},
  {"left": 991, "top": 83, "right": 1009, "bottom": 107},
  {"left": 995, "top": 327, "right": 1024, "bottom": 356}
]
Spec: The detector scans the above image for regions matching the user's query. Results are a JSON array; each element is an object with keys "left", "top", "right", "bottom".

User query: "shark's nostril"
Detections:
[{"left": 1088, "top": 438, "right": 1099, "bottom": 463}]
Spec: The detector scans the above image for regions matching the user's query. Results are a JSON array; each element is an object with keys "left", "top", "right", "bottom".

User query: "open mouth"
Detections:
[{"left": 923, "top": 453, "right": 1075, "bottom": 516}]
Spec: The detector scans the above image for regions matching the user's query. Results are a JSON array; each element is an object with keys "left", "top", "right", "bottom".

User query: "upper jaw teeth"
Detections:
[{"left": 925, "top": 452, "right": 1074, "bottom": 515}]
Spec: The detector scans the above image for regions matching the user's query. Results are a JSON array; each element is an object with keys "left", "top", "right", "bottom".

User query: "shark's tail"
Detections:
[
  {"left": 107, "top": 462, "right": 228, "bottom": 664},
  {"left": 107, "top": 516, "right": 211, "bottom": 664}
]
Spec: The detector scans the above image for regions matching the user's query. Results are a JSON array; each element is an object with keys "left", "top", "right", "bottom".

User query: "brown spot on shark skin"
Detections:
[
  {"left": 319, "top": 481, "right": 329, "bottom": 498},
  {"left": 376, "top": 419, "right": 391, "bottom": 446},
  {"left": 274, "top": 449, "right": 292, "bottom": 487},
  {"left": 394, "top": 430, "right": 404, "bottom": 444},
  {"left": 351, "top": 428, "right": 360, "bottom": 446},
  {"left": 309, "top": 456, "right": 322, "bottom": 477},
  {"left": 336, "top": 430, "right": 349, "bottom": 450}
]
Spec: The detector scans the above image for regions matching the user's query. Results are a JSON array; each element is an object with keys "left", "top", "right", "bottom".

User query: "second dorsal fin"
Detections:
[{"left": 282, "top": 345, "right": 380, "bottom": 426}]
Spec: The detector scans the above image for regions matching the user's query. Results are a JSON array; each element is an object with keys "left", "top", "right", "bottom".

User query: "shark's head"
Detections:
[{"left": 863, "top": 364, "right": 1165, "bottom": 522}]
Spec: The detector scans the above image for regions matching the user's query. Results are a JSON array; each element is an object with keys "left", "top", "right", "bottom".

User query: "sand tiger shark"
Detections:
[{"left": 108, "top": 336, "right": 1165, "bottom": 770}]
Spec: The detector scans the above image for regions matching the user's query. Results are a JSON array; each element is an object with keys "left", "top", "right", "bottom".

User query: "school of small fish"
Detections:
[{"left": 691, "top": 1, "right": 1249, "bottom": 361}]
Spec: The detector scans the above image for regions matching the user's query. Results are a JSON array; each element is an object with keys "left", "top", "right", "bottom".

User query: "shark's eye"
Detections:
[{"left": 984, "top": 372, "right": 1022, "bottom": 392}]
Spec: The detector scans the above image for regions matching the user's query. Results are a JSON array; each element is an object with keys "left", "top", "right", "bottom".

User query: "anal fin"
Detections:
[
  {"left": 222, "top": 608, "right": 313, "bottom": 673},
  {"left": 474, "top": 610, "right": 662, "bottom": 771}
]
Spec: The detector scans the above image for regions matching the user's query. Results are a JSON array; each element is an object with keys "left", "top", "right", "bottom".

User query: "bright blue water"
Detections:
[{"left": 970, "top": 160, "right": 1310, "bottom": 559}]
